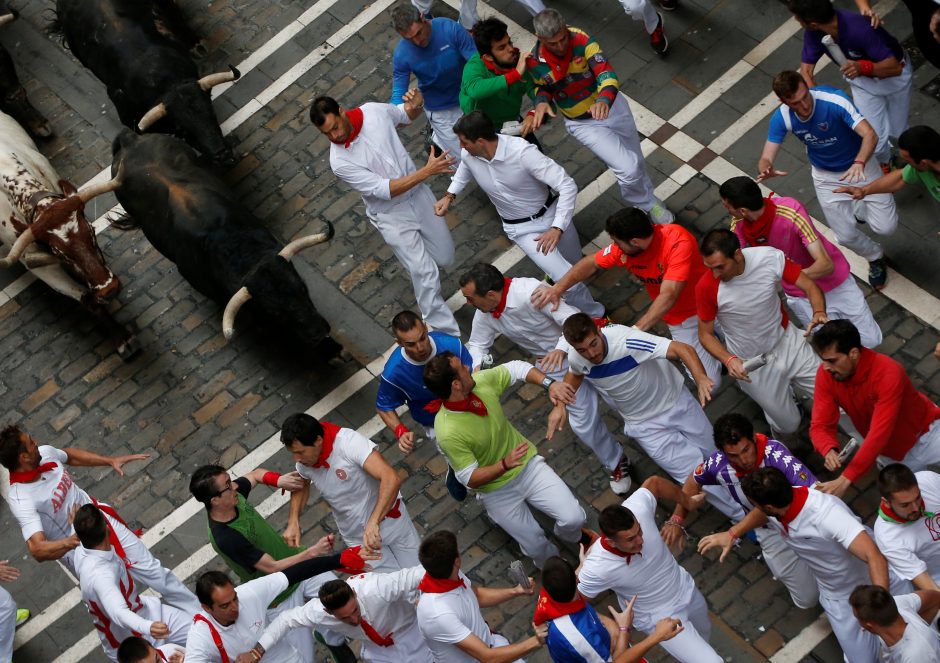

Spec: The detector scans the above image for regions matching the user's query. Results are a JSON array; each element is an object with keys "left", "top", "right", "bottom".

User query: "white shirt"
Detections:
[
  {"left": 417, "top": 571, "right": 496, "bottom": 663},
  {"left": 466, "top": 277, "right": 574, "bottom": 369},
  {"left": 447, "top": 135, "right": 578, "bottom": 229},
  {"left": 874, "top": 471, "right": 940, "bottom": 585},
  {"left": 883, "top": 593, "right": 940, "bottom": 662},
  {"left": 578, "top": 488, "right": 697, "bottom": 632},
  {"left": 777, "top": 487, "right": 870, "bottom": 599},
  {"left": 295, "top": 427, "right": 403, "bottom": 545},
  {"left": 186, "top": 574, "right": 302, "bottom": 663},
  {"left": 258, "top": 566, "right": 429, "bottom": 660},
  {"left": 567, "top": 324, "right": 683, "bottom": 424},
  {"left": 75, "top": 546, "right": 162, "bottom": 661},
  {"left": 704, "top": 246, "right": 791, "bottom": 359},
  {"left": 329, "top": 102, "right": 421, "bottom": 218}
]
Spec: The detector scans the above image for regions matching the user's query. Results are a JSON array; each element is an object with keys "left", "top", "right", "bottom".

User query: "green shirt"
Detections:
[
  {"left": 459, "top": 53, "right": 535, "bottom": 129},
  {"left": 434, "top": 365, "right": 537, "bottom": 493},
  {"left": 901, "top": 164, "right": 940, "bottom": 202}
]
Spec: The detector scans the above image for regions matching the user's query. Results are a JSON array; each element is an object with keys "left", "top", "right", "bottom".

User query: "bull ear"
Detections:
[{"left": 58, "top": 179, "right": 78, "bottom": 197}]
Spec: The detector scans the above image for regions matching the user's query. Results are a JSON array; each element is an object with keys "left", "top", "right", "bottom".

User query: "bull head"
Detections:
[
  {"left": 137, "top": 65, "right": 241, "bottom": 166},
  {"left": 0, "top": 172, "right": 123, "bottom": 301},
  {"left": 221, "top": 222, "right": 334, "bottom": 340}
]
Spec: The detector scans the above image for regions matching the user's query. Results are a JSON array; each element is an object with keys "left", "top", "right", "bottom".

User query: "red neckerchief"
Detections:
[
  {"left": 443, "top": 393, "right": 488, "bottom": 417},
  {"left": 532, "top": 587, "right": 587, "bottom": 625},
  {"left": 360, "top": 617, "right": 395, "bottom": 647},
  {"left": 332, "top": 108, "right": 363, "bottom": 148},
  {"left": 157, "top": 651, "right": 168, "bottom": 661},
  {"left": 491, "top": 278, "right": 512, "bottom": 319},
  {"left": 418, "top": 573, "right": 466, "bottom": 593},
  {"left": 194, "top": 614, "right": 230, "bottom": 663},
  {"left": 878, "top": 497, "right": 931, "bottom": 524},
  {"left": 312, "top": 422, "right": 342, "bottom": 468},
  {"left": 482, "top": 58, "right": 512, "bottom": 75},
  {"left": 733, "top": 434, "right": 769, "bottom": 477},
  {"left": 740, "top": 198, "right": 776, "bottom": 246},
  {"left": 600, "top": 536, "right": 640, "bottom": 565},
  {"left": 779, "top": 486, "right": 809, "bottom": 534},
  {"left": 9, "top": 461, "right": 58, "bottom": 484},
  {"left": 538, "top": 34, "right": 574, "bottom": 82}
]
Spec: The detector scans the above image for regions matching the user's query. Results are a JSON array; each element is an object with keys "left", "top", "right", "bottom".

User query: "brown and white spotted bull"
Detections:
[{"left": 0, "top": 110, "right": 135, "bottom": 356}]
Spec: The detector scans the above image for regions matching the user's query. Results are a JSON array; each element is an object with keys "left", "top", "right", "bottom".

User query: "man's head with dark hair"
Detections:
[
  {"left": 562, "top": 312, "right": 602, "bottom": 358},
  {"left": 772, "top": 71, "right": 813, "bottom": 121},
  {"left": 598, "top": 504, "right": 642, "bottom": 554},
  {"left": 390, "top": 311, "right": 434, "bottom": 363},
  {"left": 117, "top": 637, "right": 156, "bottom": 663},
  {"left": 73, "top": 504, "right": 109, "bottom": 549},
  {"left": 392, "top": 2, "right": 431, "bottom": 47},
  {"left": 877, "top": 464, "right": 923, "bottom": 522},
  {"left": 897, "top": 125, "right": 940, "bottom": 168},
  {"left": 189, "top": 464, "right": 230, "bottom": 508},
  {"left": 423, "top": 351, "right": 467, "bottom": 400},
  {"left": 741, "top": 467, "right": 794, "bottom": 517},
  {"left": 318, "top": 579, "right": 364, "bottom": 625},
  {"left": 419, "top": 530, "right": 460, "bottom": 579},
  {"left": 0, "top": 424, "right": 28, "bottom": 472},
  {"left": 711, "top": 413, "right": 765, "bottom": 474},
  {"left": 541, "top": 556, "right": 578, "bottom": 602},
  {"left": 787, "top": 0, "right": 837, "bottom": 27},
  {"left": 810, "top": 319, "right": 862, "bottom": 382},
  {"left": 849, "top": 585, "right": 900, "bottom": 632},
  {"left": 700, "top": 228, "right": 745, "bottom": 283},
  {"left": 310, "top": 95, "right": 353, "bottom": 145},
  {"left": 473, "top": 18, "right": 522, "bottom": 70},
  {"left": 453, "top": 111, "right": 499, "bottom": 158},
  {"left": 719, "top": 176, "right": 765, "bottom": 214},
  {"left": 459, "top": 262, "right": 506, "bottom": 314},
  {"left": 281, "top": 412, "right": 328, "bottom": 469},
  {"left": 195, "top": 570, "right": 240, "bottom": 625},
  {"left": 605, "top": 208, "right": 655, "bottom": 256}
]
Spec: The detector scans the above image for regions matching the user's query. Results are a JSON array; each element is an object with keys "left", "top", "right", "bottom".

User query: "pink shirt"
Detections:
[{"left": 731, "top": 196, "right": 849, "bottom": 297}]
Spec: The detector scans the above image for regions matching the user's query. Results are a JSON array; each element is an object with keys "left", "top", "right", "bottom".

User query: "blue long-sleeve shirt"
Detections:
[{"left": 391, "top": 18, "right": 477, "bottom": 111}]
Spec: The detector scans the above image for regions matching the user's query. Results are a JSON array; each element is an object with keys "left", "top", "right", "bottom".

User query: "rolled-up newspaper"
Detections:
[{"left": 822, "top": 35, "right": 847, "bottom": 66}]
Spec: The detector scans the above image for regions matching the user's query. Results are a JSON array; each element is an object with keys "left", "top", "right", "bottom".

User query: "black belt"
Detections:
[{"left": 501, "top": 191, "right": 559, "bottom": 224}]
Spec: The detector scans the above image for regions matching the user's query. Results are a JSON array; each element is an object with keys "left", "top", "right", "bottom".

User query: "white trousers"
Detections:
[
  {"left": 848, "top": 54, "right": 913, "bottom": 165},
  {"left": 410, "top": 0, "right": 546, "bottom": 28},
  {"left": 96, "top": 596, "right": 191, "bottom": 663},
  {"left": 370, "top": 186, "right": 460, "bottom": 337},
  {"left": 755, "top": 526, "right": 820, "bottom": 609},
  {"left": 668, "top": 316, "right": 724, "bottom": 388},
  {"left": 547, "top": 365, "right": 623, "bottom": 471},
  {"left": 502, "top": 202, "right": 604, "bottom": 318},
  {"left": 787, "top": 276, "right": 882, "bottom": 349},
  {"left": 361, "top": 618, "right": 434, "bottom": 663},
  {"left": 820, "top": 592, "right": 881, "bottom": 663},
  {"left": 621, "top": 389, "right": 742, "bottom": 520},
  {"left": 0, "top": 587, "right": 14, "bottom": 663},
  {"left": 878, "top": 419, "right": 940, "bottom": 472},
  {"left": 478, "top": 455, "right": 586, "bottom": 568},
  {"left": 371, "top": 503, "right": 422, "bottom": 572},
  {"left": 564, "top": 98, "right": 658, "bottom": 211},
  {"left": 633, "top": 587, "right": 722, "bottom": 663},
  {"left": 62, "top": 510, "right": 199, "bottom": 614},
  {"left": 617, "top": 0, "right": 659, "bottom": 32},
  {"left": 811, "top": 160, "right": 898, "bottom": 262},
  {"left": 737, "top": 324, "right": 818, "bottom": 436},
  {"left": 426, "top": 106, "right": 463, "bottom": 164}
]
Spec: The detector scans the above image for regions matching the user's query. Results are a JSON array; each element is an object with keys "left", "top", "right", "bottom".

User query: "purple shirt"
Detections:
[
  {"left": 731, "top": 196, "right": 850, "bottom": 297},
  {"left": 801, "top": 9, "right": 903, "bottom": 65},
  {"left": 693, "top": 435, "right": 817, "bottom": 513}
]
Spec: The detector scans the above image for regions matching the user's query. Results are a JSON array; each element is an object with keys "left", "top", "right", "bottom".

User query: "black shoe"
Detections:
[
  {"left": 868, "top": 258, "right": 887, "bottom": 290},
  {"left": 446, "top": 466, "right": 468, "bottom": 502}
]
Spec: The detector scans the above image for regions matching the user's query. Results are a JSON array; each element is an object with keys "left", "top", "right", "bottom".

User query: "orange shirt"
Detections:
[{"left": 594, "top": 224, "right": 703, "bottom": 325}]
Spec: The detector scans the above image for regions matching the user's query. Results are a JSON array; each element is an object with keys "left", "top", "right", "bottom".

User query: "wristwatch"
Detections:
[{"left": 541, "top": 376, "right": 555, "bottom": 389}]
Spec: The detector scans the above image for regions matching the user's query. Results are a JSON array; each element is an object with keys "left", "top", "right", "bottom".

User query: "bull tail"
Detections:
[{"left": 110, "top": 211, "right": 139, "bottom": 231}]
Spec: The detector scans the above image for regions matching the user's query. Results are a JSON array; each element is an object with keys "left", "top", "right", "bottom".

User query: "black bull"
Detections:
[
  {"left": 110, "top": 131, "right": 341, "bottom": 358},
  {"left": 54, "top": 0, "right": 237, "bottom": 165},
  {"left": 0, "top": 3, "right": 52, "bottom": 137}
]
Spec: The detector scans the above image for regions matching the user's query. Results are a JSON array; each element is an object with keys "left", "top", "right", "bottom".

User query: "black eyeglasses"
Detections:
[{"left": 212, "top": 478, "right": 234, "bottom": 499}]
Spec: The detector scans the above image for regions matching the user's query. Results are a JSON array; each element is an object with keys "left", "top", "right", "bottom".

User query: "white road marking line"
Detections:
[{"left": 769, "top": 614, "right": 832, "bottom": 663}]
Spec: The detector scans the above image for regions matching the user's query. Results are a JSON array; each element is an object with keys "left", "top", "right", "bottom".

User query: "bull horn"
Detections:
[
  {"left": 0, "top": 227, "right": 36, "bottom": 268},
  {"left": 278, "top": 222, "right": 335, "bottom": 260},
  {"left": 221, "top": 286, "right": 252, "bottom": 340},
  {"left": 197, "top": 65, "right": 241, "bottom": 91},
  {"left": 137, "top": 103, "right": 167, "bottom": 132},
  {"left": 77, "top": 165, "right": 123, "bottom": 203},
  {"left": 23, "top": 252, "right": 59, "bottom": 268},
  {"left": 0, "top": 13, "right": 15, "bottom": 27}
]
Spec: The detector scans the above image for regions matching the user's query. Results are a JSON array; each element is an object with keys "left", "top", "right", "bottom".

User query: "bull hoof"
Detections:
[
  {"left": 190, "top": 41, "right": 209, "bottom": 59},
  {"left": 30, "top": 121, "right": 54, "bottom": 139},
  {"left": 116, "top": 335, "right": 142, "bottom": 362}
]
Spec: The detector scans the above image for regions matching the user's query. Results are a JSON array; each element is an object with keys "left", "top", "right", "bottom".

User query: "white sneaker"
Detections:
[
  {"left": 609, "top": 455, "right": 633, "bottom": 495},
  {"left": 648, "top": 201, "right": 674, "bottom": 224}
]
